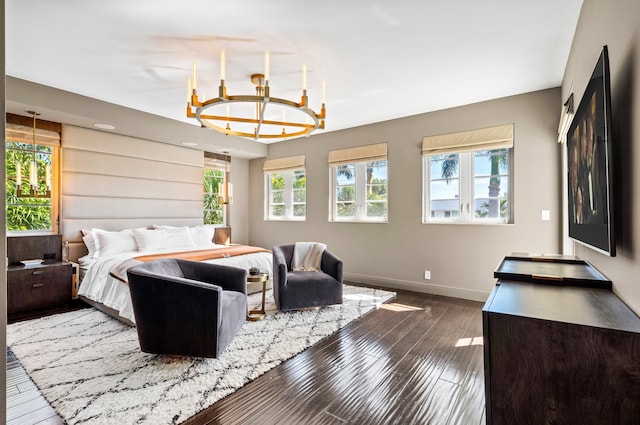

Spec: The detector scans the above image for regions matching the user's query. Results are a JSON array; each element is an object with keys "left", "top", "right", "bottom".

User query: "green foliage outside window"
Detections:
[
  {"left": 204, "top": 168, "right": 224, "bottom": 224},
  {"left": 5, "top": 142, "right": 53, "bottom": 231},
  {"left": 269, "top": 170, "right": 306, "bottom": 219},
  {"left": 336, "top": 164, "right": 355, "bottom": 217},
  {"left": 365, "top": 162, "right": 387, "bottom": 218},
  {"left": 270, "top": 173, "right": 285, "bottom": 217},
  {"left": 292, "top": 170, "right": 306, "bottom": 217},
  {"left": 335, "top": 162, "right": 387, "bottom": 219}
]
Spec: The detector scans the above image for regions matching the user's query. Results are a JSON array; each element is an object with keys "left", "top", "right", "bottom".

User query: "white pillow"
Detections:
[
  {"left": 133, "top": 227, "right": 196, "bottom": 252},
  {"left": 189, "top": 225, "right": 217, "bottom": 246},
  {"left": 153, "top": 224, "right": 218, "bottom": 246},
  {"left": 92, "top": 228, "right": 138, "bottom": 258}
]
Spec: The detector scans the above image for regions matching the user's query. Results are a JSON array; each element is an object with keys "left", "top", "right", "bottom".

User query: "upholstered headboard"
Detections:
[{"left": 60, "top": 125, "right": 205, "bottom": 262}]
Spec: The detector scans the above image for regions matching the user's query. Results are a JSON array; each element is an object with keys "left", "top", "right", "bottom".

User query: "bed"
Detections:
[{"left": 76, "top": 225, "right": 272, "bottom": 325}]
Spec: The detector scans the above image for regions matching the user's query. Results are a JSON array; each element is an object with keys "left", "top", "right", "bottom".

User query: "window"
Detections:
[
  {"left": 204, "top": 167, "right": 225, "bottom": 225},
  {"left": 422, "top": 124, "right": 513, "bottom": 224},
  {"left": 5, "top": 114, "right": 60, "bottom": 232},
  {"left": 263, "top": 155, "right": 306, "bottom": 221},
  {"left": 203, "top": 153, "right": 227, "bottom": 225},
  {"left": 329, "top": 143, "right": 388, "bottom": 222}
]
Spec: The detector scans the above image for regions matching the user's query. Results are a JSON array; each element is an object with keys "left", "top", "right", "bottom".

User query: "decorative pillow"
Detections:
[
  {"left": 133, "top": 227, "right": 196, "bottom": 252},
  {"left": 92, "top": 228, "right": 138, "bottom": 258},
  {"left": 80, "top": 229, "right": 99, "bottom": 258},
  {"left": 189, "top": 225, "right": 217, "bottom": 246}
]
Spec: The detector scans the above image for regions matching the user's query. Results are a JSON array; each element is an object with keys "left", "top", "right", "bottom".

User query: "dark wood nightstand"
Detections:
[
  {"left": 7, "top": 261, "right": 73, "bottom": 320},
  {"left": 6, "top": 234, "right": 79, "bottom": 322}
]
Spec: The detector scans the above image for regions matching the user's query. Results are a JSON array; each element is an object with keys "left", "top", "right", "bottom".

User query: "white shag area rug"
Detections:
[{"left": 7, "top": 285, "right": 395, "bottom": 425}]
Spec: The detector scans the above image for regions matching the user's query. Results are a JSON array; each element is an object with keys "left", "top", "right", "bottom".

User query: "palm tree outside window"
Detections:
[
  {"left": 332, "top": 160, "right": 387, "bottom": 222},
  {"left": 424, "top": 148, "right": 511, "bottom": 223},
  {"left": 264, "top": 169, "right": 306, "bottom": 221}
]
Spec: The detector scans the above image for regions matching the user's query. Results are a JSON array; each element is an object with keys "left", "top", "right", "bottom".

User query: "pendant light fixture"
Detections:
[{"left": 16, "top": 111, "right": 51, "bottom": 198}]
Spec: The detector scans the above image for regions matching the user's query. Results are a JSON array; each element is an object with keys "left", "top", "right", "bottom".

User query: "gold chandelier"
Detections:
[
  {"left": 186, "top": 51, "right": 326, "bottom": 141},
  {"left": 16, "top": 111, "right": 51, "bottom": 199}
]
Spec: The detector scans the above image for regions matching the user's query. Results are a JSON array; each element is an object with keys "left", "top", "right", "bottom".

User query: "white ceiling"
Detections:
[{"left": 5, "top": 0, "right": 583, "bottom": 150}]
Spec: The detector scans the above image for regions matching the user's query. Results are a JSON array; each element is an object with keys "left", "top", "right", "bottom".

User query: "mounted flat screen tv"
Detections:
[{"left": 567, "top": 46, "right": 615, "bottom": 256}]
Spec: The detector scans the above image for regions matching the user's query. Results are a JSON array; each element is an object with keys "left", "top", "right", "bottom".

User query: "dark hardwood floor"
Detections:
[{"left": 6, "top": 286, "right": 486, "bottom": 425}]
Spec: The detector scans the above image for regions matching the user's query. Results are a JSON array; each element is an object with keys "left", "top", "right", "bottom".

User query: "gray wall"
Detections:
[
  {"left": 562, "top": 0, "right": 640, "bottom": 314},
  {"left": 229, "top": 157, "right": 250, "bottom": 244},
  {"left": 249, "top": 88, "right": 562, "bottom": 301}
]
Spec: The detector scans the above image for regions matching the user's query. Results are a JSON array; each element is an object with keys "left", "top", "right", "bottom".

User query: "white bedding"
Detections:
[{"left": 77, "top": 244, "right": 272, "bottom": 324}]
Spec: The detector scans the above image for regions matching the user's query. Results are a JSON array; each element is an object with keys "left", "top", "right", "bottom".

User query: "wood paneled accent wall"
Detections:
[{"left": 60, "top": 125, "right": 204, "bottom": 261}]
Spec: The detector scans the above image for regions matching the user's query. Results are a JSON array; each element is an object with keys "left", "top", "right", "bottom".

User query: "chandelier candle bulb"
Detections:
[
  {"left": 192, "top": 62, "right": 197, "bottom": 90},
  {"left": 45, "top": 165, "right": 51, "bottom": 190},
  {"left": 322, "top": 80, "right": 326, "bottom": 104},
  {"left": 264, "top": 51, "right": 270, "bottom": 84},
  {"left": 29, "top": 161, "right": 37, "bottom": 189},
  {"left": 302, "top": 64, "right": 307, "bottom": 90},
  {"left": 220, "top": 50, "right": 226, "bottom": 82}
]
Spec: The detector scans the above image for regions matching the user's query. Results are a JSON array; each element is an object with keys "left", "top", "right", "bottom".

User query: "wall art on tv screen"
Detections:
[{"left": 567, "top": 45, "right": 615, "bottom": 256}]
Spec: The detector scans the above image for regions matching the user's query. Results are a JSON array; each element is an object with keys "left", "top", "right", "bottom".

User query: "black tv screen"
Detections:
[{"left": 567, "top": 46, "right": 615, "bottom": 256}]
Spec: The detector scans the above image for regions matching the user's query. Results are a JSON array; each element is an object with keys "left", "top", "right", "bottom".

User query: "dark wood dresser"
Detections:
[
  {"left": 483, "top": 257, "right": 640, "bottom": 425},
  {"left": 7, "top": 234, "right": 72, "bottom": 321}
]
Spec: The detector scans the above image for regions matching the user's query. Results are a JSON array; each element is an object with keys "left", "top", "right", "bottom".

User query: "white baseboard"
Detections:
[{"left": 344, "top": 272, "right": 490, "bottom": 303}]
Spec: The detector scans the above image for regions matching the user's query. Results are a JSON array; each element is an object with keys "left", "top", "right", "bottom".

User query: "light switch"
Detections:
[{"left": 541, "top": 210, "right": 550, "bottom": 221}]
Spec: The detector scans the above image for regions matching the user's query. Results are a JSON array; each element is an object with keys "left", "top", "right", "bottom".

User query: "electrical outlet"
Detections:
[
  {"left": 541, "top": 210, "right": 550, "bottom": 221},
  {"left": 424, "top": 270, "right": 431, "bottom": 280}
]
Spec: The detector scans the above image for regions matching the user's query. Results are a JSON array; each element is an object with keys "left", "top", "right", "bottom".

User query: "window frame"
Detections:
[
  {"left": 422, "top": 148, "right": 513, "bottom": 225},
  {"left": 264, "top": 168, "right": 307, "bottom": 221},
  {"left": 329, "top": 159, "right": 388, "bottom": 223}
]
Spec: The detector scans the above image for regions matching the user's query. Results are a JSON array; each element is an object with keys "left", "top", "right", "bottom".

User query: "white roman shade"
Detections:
[
  {"left": 204, "top": 151, "right": 231, "bottom": 170},
  {"left": 6, "top": 123, "right": 61, "bottom": 147},
  {"left": 263, "top": 155, "right": 306, "bottom": 173},
  {"left": 421, "top": 124, "right": 513, "bottom": 156},
  {"left": 328, "top": 142, "right": 387, "bottom": 166}
]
